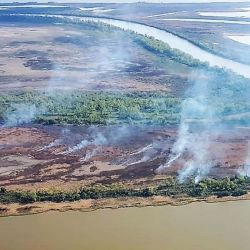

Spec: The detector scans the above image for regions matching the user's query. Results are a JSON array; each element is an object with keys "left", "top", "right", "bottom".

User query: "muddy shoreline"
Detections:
[{"left": 1, "top": 193, "right": 250, "bottom": 218}]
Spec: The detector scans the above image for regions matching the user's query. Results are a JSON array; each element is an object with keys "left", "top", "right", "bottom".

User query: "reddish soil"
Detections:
[{"left": 0, "top": 125, "right": 249, "bottom": 191}]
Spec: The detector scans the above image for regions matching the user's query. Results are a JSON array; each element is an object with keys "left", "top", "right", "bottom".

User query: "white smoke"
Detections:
[
  {"left": 3, "top": 104, "right": 38, "bottom": 127},
  {"left": 64, "top": 125, "right": 131, "bottom": 161},
  {"left": 82, "top": 147, "right": 101, "bottom": 162},
  {"left": 2, "top": 16, "right": 135, "bottom": 127},
  {"left": 128, "top": 140, "right": 167, "bottom": 166},
  {"left": 38, "top": 128, "right": 71, "bottom": 152},
  {"left": 80, "top": 125, "right": 131, "bottom": 161},
  {"left": 238, "top": 141, "right": 250, "bottom": 177},
  {"left": 66, "top": 132, "right": 107, "bottom": 154},
  {"left": 38, "top": 138, "right": 62, "bottom": 152},
  {"left": 130, "top": 144, "right": 153, "bottom": 156},
  {"left": 157, "top": 71, "right": 217, "bottom": 182},
  {"left": 66, "top": 139, "right": 90, "bottom": 154}
]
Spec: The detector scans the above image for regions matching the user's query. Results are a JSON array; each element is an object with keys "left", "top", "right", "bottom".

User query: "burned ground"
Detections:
[
  {"left": 0, "top": 125, "right": 249, "bottom": 191},
  {"left": 0, "top": 21, "right": 189, "bottom": 94},
  {"left": 0, "top": 6, "right": 250, "bottom": 196}
]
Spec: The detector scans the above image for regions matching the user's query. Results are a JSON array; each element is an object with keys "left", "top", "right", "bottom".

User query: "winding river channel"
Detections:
[
  {"left": 1, "top": 201, "right": 250, "bottom": 250},
  {"left": 12, "top": 14, "right": 250, "bottom": 79},
  {"left": 79, "top": 16, "right": 250, "bottom": 79}
]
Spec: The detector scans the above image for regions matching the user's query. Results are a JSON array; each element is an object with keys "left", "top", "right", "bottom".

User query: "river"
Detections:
[
  {"left": 1, "top": 201, "right": 250, "bottom": 250},
  {"left": 159, "top": 18, "right": 250, "bottom": 25},
  {"left": 79, "top": 16, "right": 250, "bottom": 79},
  {"left": 9, "top": 14, "right": 250, "bottom": 79}
]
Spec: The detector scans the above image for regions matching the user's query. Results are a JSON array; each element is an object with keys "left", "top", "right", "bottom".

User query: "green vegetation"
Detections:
[
  {"left": 0, "top": 14, "right": 250, "bottom": 127},
  {"left": 1, "top": 81, "right": 250, "bottom": 126},
  {"left": 133, "top": 35, "right": 208, "bottom": 68},
  {"left": 0, "top": 177, "right": 249, "bottom": 204},
  {"left": 0, "top": 91, "right": 181, "bottom": 125},
  {"left": 132, "top": 33, "right": 250, "bottom": 122},
  {"left": 188, "top": 177, "right": 249, "bottom": 197}
]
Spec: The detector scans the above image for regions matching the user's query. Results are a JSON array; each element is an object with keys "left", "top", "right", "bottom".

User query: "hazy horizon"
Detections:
[{"left": 3, "top": 0, "right": 250, "bottom": 4}]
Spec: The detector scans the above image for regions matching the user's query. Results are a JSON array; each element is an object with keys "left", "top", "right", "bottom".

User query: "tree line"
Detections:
[{"left": 0, "top": 176, "right": 249, "bottom": 204}]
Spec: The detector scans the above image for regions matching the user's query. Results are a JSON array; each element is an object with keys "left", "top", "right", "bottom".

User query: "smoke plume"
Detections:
[
  {"left": 238, "top": 141, "right": 250, "bottom": 177},
  {"left": 3, "top": 103, "right": 38, "bottom": 127},
  {"left": 157, "top": 70, "right": 218, "bottom": 183}
]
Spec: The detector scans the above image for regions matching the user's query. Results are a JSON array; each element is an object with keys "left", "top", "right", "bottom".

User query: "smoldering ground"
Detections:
[{"left": 157, "top": 68, "right": 250, "bottom": 182}]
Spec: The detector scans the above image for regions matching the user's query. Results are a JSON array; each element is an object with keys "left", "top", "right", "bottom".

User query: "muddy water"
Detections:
[{"left": 1, "top": 201, "right": 250, "bottom": 250}]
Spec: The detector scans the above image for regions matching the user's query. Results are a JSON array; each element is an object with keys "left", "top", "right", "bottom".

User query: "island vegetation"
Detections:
[
  {"left": 0, "top": 176, "right": 249, "bottom": 204},
  {"left": 1, "top": 84, "right": 249, "bottom": 126},
  {"left": 0, "top": 91, "right": 181, "bottom": 125}
]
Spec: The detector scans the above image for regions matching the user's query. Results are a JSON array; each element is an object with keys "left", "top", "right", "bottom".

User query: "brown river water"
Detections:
[{"left": 0, "top": 201, "right": 250, "bottom": 250}]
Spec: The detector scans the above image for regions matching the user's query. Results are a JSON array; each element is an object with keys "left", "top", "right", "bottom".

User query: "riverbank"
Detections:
[
  {"left": 1, "top": 192, "right": 250, "bottom": 217},
  {"left": 3, "top": 13, "right": 250, "bottom": 78},
  {"left": 1, "top": 168, "right": 250, "bottom": 217}
]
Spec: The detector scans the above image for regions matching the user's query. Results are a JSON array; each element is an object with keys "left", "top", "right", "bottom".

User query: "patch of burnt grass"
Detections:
[{"left": 23, "top": 57, "right": 53, "bottom": 70}]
